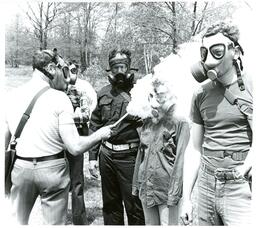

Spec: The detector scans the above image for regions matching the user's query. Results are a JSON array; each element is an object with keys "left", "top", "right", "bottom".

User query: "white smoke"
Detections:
[
  {"left": 127, "top": 40, "right": 201, "bottom": 120},
  {"left": 127, "top": 3, "right": 255, "bottom": 121},
  {"left": 126, "top": 73, "right": 154, "bottom": 119}
]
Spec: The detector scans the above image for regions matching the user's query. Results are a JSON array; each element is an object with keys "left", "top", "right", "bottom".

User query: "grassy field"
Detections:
[{"left": 5, "top": 65, "right": 104, "bottom": 225}]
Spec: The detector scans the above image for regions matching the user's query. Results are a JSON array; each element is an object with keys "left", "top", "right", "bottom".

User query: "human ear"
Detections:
[
  {"left": 44, "top": 63, "right": 56, "bottom": 76},
  {"left": 233, "top": 45, "right": 241, "bottom": 60}
]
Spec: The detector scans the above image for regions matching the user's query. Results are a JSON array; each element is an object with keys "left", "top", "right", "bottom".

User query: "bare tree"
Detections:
[
  {"left": 26, "top": 2, "right": 60, "bottom": 50},
  {"left": 14, "top": 14, "right": 20, "bottom": 67},
  {"left": 191, "top": 1, "right": 209, "bottom": 36}
]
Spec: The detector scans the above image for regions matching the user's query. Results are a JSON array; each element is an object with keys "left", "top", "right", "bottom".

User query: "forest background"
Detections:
[
  {"left": 2, "top": 0, "right": 255, "bottom": 225},
  {"left": 5, "top": 0, "right": 254, "bottom": 88}
]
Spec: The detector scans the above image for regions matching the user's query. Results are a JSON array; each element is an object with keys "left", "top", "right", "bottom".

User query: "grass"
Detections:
[{"left": 5, "top": 65, "right": 33, "bottom": 92}]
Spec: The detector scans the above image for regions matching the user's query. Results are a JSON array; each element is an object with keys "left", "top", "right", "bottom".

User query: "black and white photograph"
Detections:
[{"left": 1, "top": 0, "right": 255, "bottom": 225}]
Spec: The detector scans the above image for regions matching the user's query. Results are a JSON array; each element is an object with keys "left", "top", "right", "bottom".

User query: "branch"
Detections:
[
  {"left": 26, "top": 11, "right": 40, "bottom": 27},
  {"left": 165, "top": 2, "right": 174, "bottom": 13},
  {"left": 152, "top": 26, "right": 174, "bottom": 40},
  {"left": 27, "top": 2, "right": 40, "bottom": 24},
  {"left": 44, "top": 2, "right": 58, "bottom": 29},
  {"left": 26, "top": 3, "right": 41, "bottom": 27},
  {"left": 48, "top": 3, "right": 59, "bottom": 23}
]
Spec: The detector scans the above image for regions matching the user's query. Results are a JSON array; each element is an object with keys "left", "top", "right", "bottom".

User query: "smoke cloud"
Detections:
[{"left": 127, "top": 4, "right": 255, "bottom": 121}]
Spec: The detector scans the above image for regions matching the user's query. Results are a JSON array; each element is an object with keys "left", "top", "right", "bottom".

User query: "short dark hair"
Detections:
[{"left": 32, "top": 50, "right": 55, "bottom": 70}]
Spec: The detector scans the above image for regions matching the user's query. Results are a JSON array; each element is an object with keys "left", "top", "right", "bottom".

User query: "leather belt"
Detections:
[
  {"left": 203, "top": 148, "right": 248, "bottom": 161},
  {"left": 103, "top": 141, "right": 139, "bottom": 151},
  {"left": 16, "top": 151, "right": 65, "bottom": 163}
]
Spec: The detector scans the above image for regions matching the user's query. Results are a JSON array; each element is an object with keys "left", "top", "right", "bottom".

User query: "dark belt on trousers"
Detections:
[
  {"left": 203, "top": 148, "right": 248, "bottom": 161},
  {"left": 16, "top": 151, "right": 65, "bottom": 163}
]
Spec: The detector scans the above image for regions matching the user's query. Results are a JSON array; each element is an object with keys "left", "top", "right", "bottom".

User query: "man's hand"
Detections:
[
  {"left": 89, "top": 160, "right": 99, "bottom": 179},
  {"left": 235, "top": 164, "right": 252, "bottom": 180},
  {"left": 179, "top": 198, "right": 193, "bottom": 226},
  {"left": 96, "top": 125, "right": 113, "bottom": 141}
]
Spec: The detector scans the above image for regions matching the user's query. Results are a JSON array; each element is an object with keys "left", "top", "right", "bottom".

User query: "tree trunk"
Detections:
[
  {"left": 171, "top": 2, "right": 177, "bottom": 54},
  {"left": 143, "top": 44, "right": 148, "bottom": 74},
  {"left": 39, "top": 3, "right": 43, "bottom": 50},
  {"left": 14, "top": 15, "right": 19, "bottom": 67},
  {"left": 67, "top": 12, "right": 72, "bottom": 58},
  {"left": 43, "top": 31, "right": 47, "bottom": 50},
  {"left": 191, "top": 2, "right": 197, "bottom": 35}
]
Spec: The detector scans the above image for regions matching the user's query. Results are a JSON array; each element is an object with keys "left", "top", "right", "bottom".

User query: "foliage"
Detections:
[
  {"left": 81, "top": 63, "right": 109, "bottom": 91},
  {"left": 5, "top": 1, "right": 245, "bottom": 74}
]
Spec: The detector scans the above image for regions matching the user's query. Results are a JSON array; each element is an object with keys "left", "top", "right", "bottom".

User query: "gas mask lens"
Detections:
[
  {"left": 62, "top": 66, "right": 70, "bottom": 79},
  {"left": 68, "top": 64, "right": 78, "bottom": 85},
  {"left": 200, "top": 43, "right": 226, "bottom": 62},
  {"left": 70, "top": 67, "right": 78, "bottom": 74}
]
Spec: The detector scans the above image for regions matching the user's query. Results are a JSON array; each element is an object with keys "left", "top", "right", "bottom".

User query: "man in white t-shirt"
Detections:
[
  {"left": 4, "top": 49, "right": 112, "bottom": 225},
  {"left": 65, "top": 60, "right": 97, "bottom": 224}
]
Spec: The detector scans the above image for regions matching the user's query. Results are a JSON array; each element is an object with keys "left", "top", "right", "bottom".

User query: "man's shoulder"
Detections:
[
  {"left": 98, "top": 84, "right": 112, "bottom": 97},
  {"left": 193, "top": 80, "right": 215, "bottom": 96},
  {"left": 46, "top": 88, "right": 70, "bottom": 103},
  {"left": 75, "top": 78, "right": 94, "bottom": 90}
]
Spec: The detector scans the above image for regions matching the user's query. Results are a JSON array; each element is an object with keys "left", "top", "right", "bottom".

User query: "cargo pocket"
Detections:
[{"left": 100, "top": 98, "right": 112, "bottom": 121}]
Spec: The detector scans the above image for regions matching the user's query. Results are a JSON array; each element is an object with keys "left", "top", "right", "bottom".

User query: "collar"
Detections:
[{"left": 31, "top": 69, "right": 51, "bottom": 87}]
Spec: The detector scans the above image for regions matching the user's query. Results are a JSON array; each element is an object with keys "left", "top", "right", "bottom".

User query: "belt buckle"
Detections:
[
  {"left": 33, "top": 158, "right": 37, "bottom": 165},
  {"left": 223, "top": 150, "right": 232, "bottom": 158},
  {"left": 214, "top": 169, "right": 235, "bottom": 180},
  {"left": 214, "top": 169, "right": 226, "bottom": 180}
]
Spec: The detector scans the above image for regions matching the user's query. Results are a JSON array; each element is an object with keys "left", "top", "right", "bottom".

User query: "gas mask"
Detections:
[
  {"left": 108, "top": 61, "right": 135, "bottom": 88},
  {"left": 53, "top": 55, "right": 77, "bottom": 86},
  {"left": 191, "top": 41, "right": 245, "bottom": 91},
  {"left": 108, "top": 71, "right": 134, "bottom": 87},
  {"left": 190, "top": 61, "right": 220, "bottom": 82},
  {"left": 190, "top": 42, "right": 233, "bottom": 83},
  {"left": 148, "top": 82, "right": 176, "bottom": 123},
  {"left": 68, "top": 63, "right": 78, "bottom": 85},
  {"left": 38, "top": 50, "right": 76, "bottom": 86}
]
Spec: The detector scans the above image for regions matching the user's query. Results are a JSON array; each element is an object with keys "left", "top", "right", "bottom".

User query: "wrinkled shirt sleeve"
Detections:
[{"left": 167, "top": 121, "right": 190, "bottom": 206}]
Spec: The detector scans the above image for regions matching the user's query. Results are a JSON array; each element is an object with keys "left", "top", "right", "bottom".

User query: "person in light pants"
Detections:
[{"left": 132, "top": 77, "right": 190, "bottom": 225}]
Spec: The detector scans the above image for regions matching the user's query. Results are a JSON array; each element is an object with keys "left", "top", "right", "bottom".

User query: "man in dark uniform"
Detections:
[{"left": 88, "top": 49, "right": 145, "bottom": 225}]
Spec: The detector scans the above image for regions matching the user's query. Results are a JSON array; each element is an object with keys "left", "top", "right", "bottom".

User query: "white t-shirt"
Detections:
[
  {"left": 68, "top": 78, "right": 97, "bottom": 117},
  {"left": 5, "top": 72, "right": 74, "bottom": 157}
]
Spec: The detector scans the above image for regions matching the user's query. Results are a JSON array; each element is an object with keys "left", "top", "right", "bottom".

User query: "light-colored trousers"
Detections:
[
  {"left": 10, "top": 158, "right": 70, "bottom": 225},
  {"left": 142, "top": 203, "right": 179, "bottom": 225},
  {"left": 197, "top": 164, "right": 252, "bottom": 225}
]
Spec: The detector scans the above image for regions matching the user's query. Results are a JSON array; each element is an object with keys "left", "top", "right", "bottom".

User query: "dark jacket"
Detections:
[
  {"left": 89, "top": 84, "right": 141, "bottom": 160},
  {"left": 132, "top": 116, "right": 190, "bottom": 207}
]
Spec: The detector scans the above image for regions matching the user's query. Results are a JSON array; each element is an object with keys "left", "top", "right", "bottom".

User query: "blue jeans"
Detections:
[
  {"left": 197, "top": 163, "right": 252, "bottom": 225},
  {"left": 10, "top": 158, "right": 70, "bottom": 225}
]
